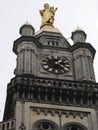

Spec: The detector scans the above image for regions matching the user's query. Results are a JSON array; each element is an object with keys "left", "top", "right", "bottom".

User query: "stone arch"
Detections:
[
  {"left": 62, "top": 122, "right": 88, "bottom": 130},
  {"left": 32, "top": 119, "right": 59, "bottom": 130}
]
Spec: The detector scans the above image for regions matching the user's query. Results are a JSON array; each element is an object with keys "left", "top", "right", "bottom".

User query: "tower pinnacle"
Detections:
[{"left": 71, "top": 27, "right": 87, "bottom": 44}]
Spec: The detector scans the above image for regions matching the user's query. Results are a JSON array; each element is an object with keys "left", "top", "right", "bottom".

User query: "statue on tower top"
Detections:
[{"left": 39, "top": 3, "right": 57, "bottom": 28}]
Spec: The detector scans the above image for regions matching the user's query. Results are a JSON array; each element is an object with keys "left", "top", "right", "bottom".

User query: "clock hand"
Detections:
[
  {"left": 56, "top": 62, "right": 69, "bottom": 71},
  {"left": 59, "top": 64, "right": 69, "bottom": 71},
  {"left": 55, "top": 60, "right": 62, "bottom": 64},
  {"left": 57, "top": 59, "right": 62, "bottom": 63}
]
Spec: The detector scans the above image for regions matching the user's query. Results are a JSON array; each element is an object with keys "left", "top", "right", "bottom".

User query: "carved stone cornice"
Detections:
[{"left": 31, "top": 106, "right": 88, "bottom": 119}]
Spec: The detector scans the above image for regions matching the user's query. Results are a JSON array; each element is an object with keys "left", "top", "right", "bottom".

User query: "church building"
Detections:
[{"left": 0, "top": 3, "right": 98, "bottom": 130}]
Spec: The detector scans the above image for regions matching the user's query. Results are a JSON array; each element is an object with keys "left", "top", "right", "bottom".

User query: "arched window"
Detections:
[{"left": 33, "top": 120, "right": 59, "bottom": 130}]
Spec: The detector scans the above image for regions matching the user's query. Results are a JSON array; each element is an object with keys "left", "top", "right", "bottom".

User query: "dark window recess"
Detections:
[
  {"left": 48, "top": 41, "right": 59, "bottom": 46},
  {"left": 65, "top": 125, "right": 84, "bottom": 130},
  {"left": 36, "top": 122, "right": 56, "bottom": 130}
]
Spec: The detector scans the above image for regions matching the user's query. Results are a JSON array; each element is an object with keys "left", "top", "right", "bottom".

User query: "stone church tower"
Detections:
[{"left": 0, "top": 3, "right": 98, "bottom": 130}]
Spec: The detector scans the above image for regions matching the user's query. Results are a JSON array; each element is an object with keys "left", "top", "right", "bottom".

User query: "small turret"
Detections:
[
  {"left": 71, "top": 27, "right": 96, "bottom": 82},
  {"left": 20, "top": 21, "right": 35, "bottom": 36},
  {"left": 71, "top": 27, "right": 87, "bottom": 44},
  {"left": 13, "top": 22, "right": 38, "bottom": 76}
]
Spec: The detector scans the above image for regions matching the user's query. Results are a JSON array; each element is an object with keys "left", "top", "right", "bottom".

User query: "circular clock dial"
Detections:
[{"left": 41, "top": 55, "right": 70, "bottom": 74}]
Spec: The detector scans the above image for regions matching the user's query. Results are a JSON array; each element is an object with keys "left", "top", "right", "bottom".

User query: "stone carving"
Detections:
[{"left": 39, "top": 3, "right": 57, "bottom": 27}]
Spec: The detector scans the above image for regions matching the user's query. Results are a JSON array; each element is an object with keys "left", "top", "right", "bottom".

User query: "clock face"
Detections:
[{"left": 41, "top": 55, "right": 70, "bottom": 74}]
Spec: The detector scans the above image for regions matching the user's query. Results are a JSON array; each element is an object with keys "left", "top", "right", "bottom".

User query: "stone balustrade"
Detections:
[{"left": 0, "top": 119, "right": 15, "bottom": 130}]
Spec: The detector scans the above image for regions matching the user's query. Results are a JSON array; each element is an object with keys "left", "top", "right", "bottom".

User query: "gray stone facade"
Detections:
[
  {"left": 0, "top": 23, "right": 98, "bottom": 130},
  {"left": 15, "top": 101, "right": 98, "bottom": 130},
  {"left": 13, "top": 25, "right": 95, "bottom": 82}
]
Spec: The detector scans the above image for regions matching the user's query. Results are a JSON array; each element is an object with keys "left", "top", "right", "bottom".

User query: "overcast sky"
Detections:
[{"left": 0, "top": 0, "right": 98, "bottom": 121}]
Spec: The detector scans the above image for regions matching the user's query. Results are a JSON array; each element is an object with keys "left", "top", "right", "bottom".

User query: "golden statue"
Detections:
[{"left": 39, "top": 3, "right": 57, "bottom": 27}]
